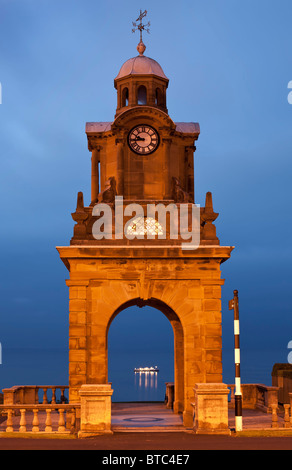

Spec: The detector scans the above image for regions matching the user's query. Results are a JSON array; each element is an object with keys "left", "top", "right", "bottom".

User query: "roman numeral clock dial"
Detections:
[{"left": 128, "top": 125, "right": 160, "bottom": 155}]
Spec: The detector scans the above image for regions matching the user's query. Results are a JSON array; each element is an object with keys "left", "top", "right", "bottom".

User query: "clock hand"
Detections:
[{"left": 132, "top": 136, "right": 145, "bottom": 142}]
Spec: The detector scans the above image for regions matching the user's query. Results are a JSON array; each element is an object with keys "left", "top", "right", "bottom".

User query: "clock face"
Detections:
[{"left": 128, "top": 125, "right": 160, "bottom": 155}]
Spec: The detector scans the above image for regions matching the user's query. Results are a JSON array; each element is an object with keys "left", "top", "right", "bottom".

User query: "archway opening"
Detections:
[
  {"left": 137, "top": 85, "right": 147, "bottom": 105},
  {"left": 108, "top": 305, "right": 174, "bottom": 403},
  {"left": 121, "top": 87, "right": 129, "bottom": 107}
]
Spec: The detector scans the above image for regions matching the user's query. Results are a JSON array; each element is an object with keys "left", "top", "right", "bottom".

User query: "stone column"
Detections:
[
  {"left": 185, "top": 146, "right": 196, "bottom": 203},
  {"left": 78, "top": 384, "right": 114, "bottom": 437},
  {"left": 165, "top": 383, "right": 174, "bottom": 408},
  {"left": 116, "top": 139, "right": 124, "bottom": 196},
  {"left": 162, "top": 138, "right": 172, "bottom": 199},
  {"left": 149, "top": 81, "right": 156, "bottom": 107},
  {"left": 117, "top": 84, "right": 121, "bottom": 109},
  {"left": 173, "top": 321, "right": 184, "bottom": 414},
  {"left": 192, "top": 383, "right": 230, "bottom": 435},
  {"left": 129, "top": 81, "right": 136, "bottom": 106},
  {"left": 91, "top": 146, "right": 101, "bottom": 204},
  {"left": 3, "top": 387, "right": 17, "bottom": 406}
]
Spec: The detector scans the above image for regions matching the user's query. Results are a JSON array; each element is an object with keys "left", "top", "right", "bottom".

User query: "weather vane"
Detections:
[{"left": 132, "top": 9, "right": 150, "bottom": 43}]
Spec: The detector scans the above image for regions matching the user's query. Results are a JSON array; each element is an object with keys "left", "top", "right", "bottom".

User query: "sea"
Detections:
[{"left": 0, "top": 347, "right": 288, "bottom": 402}]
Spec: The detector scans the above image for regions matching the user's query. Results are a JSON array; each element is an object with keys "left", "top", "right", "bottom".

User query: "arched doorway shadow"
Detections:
[{"left": 106, "top": 298, "right": 185, "bottom": 414}]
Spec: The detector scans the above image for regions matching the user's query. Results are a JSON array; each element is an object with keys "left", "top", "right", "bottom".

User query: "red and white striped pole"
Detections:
[{"left": 229, "top": 289, "right": 242, "bottom": 432}]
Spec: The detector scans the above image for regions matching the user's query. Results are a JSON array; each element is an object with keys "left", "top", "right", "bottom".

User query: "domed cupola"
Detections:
[{"left": 114, "top": 29, "right": 169, "bottom": 117}]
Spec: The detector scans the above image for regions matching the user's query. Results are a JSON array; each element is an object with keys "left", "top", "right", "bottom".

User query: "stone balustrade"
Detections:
[
  {"left": 0, "top": 404, "right": 80, "bottom": 434},
  {"left": 2, "top": 385, "right": 69, "bottom": 406},
  {"left": 228, "top": 387, "right": 292, "bottom": 429},
  {"left": 228, "top": 383, "right": 279, "bottom": 413},
  {"left": 269, "top": 401, "right": 292, "bottom": 429}
]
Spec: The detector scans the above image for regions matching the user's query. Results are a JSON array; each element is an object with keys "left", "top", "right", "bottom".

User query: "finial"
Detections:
[{"left": 132, "top": 9, "right": 150, "bottom": 55}]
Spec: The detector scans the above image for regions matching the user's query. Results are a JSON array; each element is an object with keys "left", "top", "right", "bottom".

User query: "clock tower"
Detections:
[
  {"left": 57, "top": 15, "right": 233, "bottom": 428},
  {"left": 86, "top": 38, "right": 199, "bottom": 205}
]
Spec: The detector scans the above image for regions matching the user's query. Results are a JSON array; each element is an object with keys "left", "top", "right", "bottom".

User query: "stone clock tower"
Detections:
[
  {"left": 87, "top": 40, "right": 199, "bottom": 206},
  {"left": 57, "top": 22, "right": 233, "bottom": 427}
]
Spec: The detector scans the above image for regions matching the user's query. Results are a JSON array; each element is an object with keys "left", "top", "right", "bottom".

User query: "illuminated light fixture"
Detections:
[{"left": 126, "top": 217, "right": 164, "bottom": 237}]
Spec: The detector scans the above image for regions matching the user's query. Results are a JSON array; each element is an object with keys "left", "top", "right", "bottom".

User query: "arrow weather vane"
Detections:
[{"left": 132, "top": 9, "right": 150, "bottom": 43}]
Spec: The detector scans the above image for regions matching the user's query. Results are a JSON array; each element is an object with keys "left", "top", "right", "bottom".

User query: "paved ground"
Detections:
[
  {"left": 112, "top": 402, "right": 186, "bottom": 431},
  {"left": 111, "top": 402, "right": 287, "bottom": 431},
  {"left": 1, "top": 433, "right": 292, "bottom": 450}
]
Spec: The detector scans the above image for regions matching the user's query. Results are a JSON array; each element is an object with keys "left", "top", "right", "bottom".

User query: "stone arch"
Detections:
[
  {"left": 105, "top": 297, "right": 184, "bottom": 414},
  {"left": 106, "top": 297, "right": 180, "bottom": 332},
  {"left": 121, "top": 87, "right": 129, "bottom": 107}
]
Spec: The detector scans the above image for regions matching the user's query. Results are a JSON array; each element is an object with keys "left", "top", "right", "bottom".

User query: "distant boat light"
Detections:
[{"left": 134, "top": 366, "right": 159, "bottom": 373}]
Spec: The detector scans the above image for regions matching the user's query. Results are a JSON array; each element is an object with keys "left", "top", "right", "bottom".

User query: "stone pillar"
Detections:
[
  {"left": 129, "top": 81, "right": 136, "bottom": 106},
  {"left": 3, "top": 387, "right": 17, "bottom": 406},
  {"left": 173, "top": 321, "right": 184, "bottom": 414},
  {"left": 165, "top": 382, "right": 174, "bottom": 409},
  {"left": 149, "top": 81, "right": 156, "bottom": 107},
  {"left": 117, "top": 84, "right": 121, "bottom": 109},
  {"left": 162, "top": 138, "right": 171, "bottom": 199},
  {"left": 66, "top": 280, "right": 89, "bottom": 403},
  {"left": 91, "top": 147, "right": 101, "bottom": 204},
  {"left": 23, "top": 386, "right": 39, "bottom": 404},
  {"left": 192, "top": 383, "right": 230, "bottom": 435},
  {"left": 116, "top": 139, "right": 124, "bottom": 196},
  {"left": 78, "top": 384, "right": 114, "bottom": 437},
  {"left": 185, "top": 146, "right": 195, "bottom": 203}
]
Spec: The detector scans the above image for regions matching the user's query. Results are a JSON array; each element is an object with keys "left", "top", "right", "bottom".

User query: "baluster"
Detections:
[
  {"left": 51, "top": 387, "right": 56, "bottom": 405},
  {"left": 45, "top": 409, "right": 53, "bottom": 433},
  {"left": 19, "top": 409, "right": 27, "bottom": 432},
  {"left": 60, "top": 387, "right": 66, "bottom": 404},
  {"left": 6, "top": 409, "right": 14, "bottom": 433},
  {"left": 58, "top": 409, "right": 66, "bottom": 432},
  {"left": 32, "top": 409, "right": 39, "bottom": 432},
  {"left": 284, "top": 404, "right": 291, "bottom": 428},
  {"left": 42, "top": 388, "right": 48, "bottom": 404},
  {"left": 70, "top": 408, "right": 76, "bottom": 433},
  {"left": 271, "top": 404, "right": 279, "bottom": 428}
]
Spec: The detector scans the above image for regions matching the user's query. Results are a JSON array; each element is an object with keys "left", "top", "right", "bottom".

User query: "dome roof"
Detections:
[{"left": 115, "top": 55, "right": 168, "bottom": 81}]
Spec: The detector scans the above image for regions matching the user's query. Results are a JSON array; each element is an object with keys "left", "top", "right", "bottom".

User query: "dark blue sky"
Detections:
[{"left": 0, "top": 1, "right": 291, "bottom": 386}]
